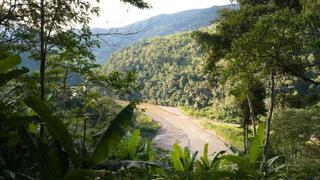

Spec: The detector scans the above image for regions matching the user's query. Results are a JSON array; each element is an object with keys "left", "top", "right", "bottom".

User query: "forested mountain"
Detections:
[
  {"left": 20, "top": 4, "right": 236, "bottom": 68},
  {"left": 2, "top": 0, "right": 320, "bottom": 179},
  {"left": 104, "top": 30, "right": 213, "bottom": 108},
  {"left": 93, "top": 4, "right": 237, "bottom": 64}
]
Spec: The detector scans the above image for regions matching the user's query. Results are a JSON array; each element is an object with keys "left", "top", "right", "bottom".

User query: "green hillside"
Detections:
[{"left": 104, "top": 31, "right": 213, "bottom": 108}]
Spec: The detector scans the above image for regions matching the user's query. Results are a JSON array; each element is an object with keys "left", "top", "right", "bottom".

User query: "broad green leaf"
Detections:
[
  {"left": 63, "top": 169, "right": 97, "bottom": 180},
  {"left": 173, "top": 143, "right": 184, "bottom": 159},
  {"left": 170, "top": 151, "right": 184, "bottom": 171},
  {"left": 0, "top": 67, "right": 29, "bottom": 87},
  {"left": 145, "top": 141, "right": 155, "bottom": 161},
  {"left": 203, "top": 143, "right": 209, "bottom": 166},
  {"left": 89, "top": 104, "right": 134, "bottom": 165},
  {"left": 19, "top": 127, "right": 62, "bottom": 180},
  {"left": 183, "top": 147, "right": 190, "bottom": 170},
  {"left": 210, "top": 150, "right": 226, "bottom": 167},
  {"left": 128, "top": 129, "right": 140, "bottom": 159},
  {"left": 248, "top": 122, "right": 265, "bottom": 164},
  {"left": 0, "top": 55, "right": 21, "bottom": 73},
  {"left": 25, "top": 96, "right": 80, "bottom": 167}
]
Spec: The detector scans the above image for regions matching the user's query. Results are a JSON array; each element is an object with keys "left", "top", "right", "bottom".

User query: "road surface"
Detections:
[{"left": 138, "top": 103, "right": 230, "bottom": 155}]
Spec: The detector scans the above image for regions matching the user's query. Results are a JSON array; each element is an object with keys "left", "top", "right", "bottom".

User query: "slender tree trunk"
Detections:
[
  {"left": 62, "top": 68, "right": 69, "bottom": 116},
  {"left": 262, "top": 69, "right": 275, "bottom": 167},
  {"left": 247, "top": 95, "right": 256, "bottom": 136},
  {"left": 62, "top": 68, "right": 69, "bottom": 94},
  {"left": 81, "top": 115, "right": 87, "bottom": 168},
  {"left": 243, "top": 117, "right": 247, "bottom": 153},
  {"left": 39, "top": 0, "right": 46, "bottom": 138}
]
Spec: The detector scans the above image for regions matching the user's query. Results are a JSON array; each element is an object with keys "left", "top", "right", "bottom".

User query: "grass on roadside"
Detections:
[
  {"left": 179, "top": 105, "right": 240, "bottom": 124},
  {"left": 201, "top": 120, "right": 244, "bottom": 150},
  {"left": 179, "top": 105, "right": 244, "bottom": 150}
]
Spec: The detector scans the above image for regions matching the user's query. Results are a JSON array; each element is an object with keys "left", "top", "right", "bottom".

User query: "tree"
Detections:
[
  {"left": 193, "top": 0, "right": 320, "bottom": 169},
  {"left": 0, "top": 0, "right": 150, "bottom": 137}
]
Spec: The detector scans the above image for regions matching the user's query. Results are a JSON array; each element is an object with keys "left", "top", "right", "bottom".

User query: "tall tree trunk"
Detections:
[
  {"left": 247, "top": 95, "right": 256, "bottom": 136},
  {"left": 62, "top": 68, "right": 69, "bottom": 95},
  {"left": 81, "top": 115, "right": 87, "bottom": 168},
  {"left": 62, "top": 68, "right": 69, "bottom": 116},
  {"left": 39, "top": 0, "right": 46, "bottom": 138},
  {"left": 262, "top": 69, "right": 275, "bottom": 167},
  {"left": 243, "top": 117, "right": 247, "bottom": 153}
]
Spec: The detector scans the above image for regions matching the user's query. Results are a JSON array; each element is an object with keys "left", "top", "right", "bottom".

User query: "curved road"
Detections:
[{"left": 139, "top": 103, "right": 230, "bottom": 155}]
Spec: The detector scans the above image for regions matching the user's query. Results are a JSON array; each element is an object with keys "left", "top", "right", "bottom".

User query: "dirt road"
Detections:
[{"left": 138, "top": 103, "right": 230, "bottom": 155}]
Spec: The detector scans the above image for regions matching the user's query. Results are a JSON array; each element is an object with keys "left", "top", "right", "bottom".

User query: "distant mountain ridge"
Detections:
[
  {"left": 20, "top": 4, "right": 237, "bottom": 71},
  {"left": 92, "top": 4, "right": 237, "bottom": 64}
]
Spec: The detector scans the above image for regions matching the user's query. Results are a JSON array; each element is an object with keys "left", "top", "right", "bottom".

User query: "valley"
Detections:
[{"left": 1, "top": 0, "right": 320, "bottom": 178}]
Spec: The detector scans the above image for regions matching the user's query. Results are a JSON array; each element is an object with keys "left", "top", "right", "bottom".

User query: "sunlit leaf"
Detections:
[
  {"left": 248, "top": 122, "right": 265, "bottom": 164},
  {"left": 128, "top": 129, "right": 140, "bottom": 159},
  {"left": 89, "top": 104, "right": 134, "bottom": 165},
  {"left": 0, "top": 55, "right": 21, "bottom": 73}
]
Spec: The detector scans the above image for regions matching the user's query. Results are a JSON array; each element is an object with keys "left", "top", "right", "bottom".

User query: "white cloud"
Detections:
[{"left": 89, "top": 0, "right": 232, "bottom": 28}]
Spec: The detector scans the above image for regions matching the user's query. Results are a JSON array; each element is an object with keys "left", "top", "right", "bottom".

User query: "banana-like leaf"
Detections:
[
  {"left": 128, "top": 129, "right": 140, "bottom": 159},
  {"left": 248, "top": 122, "right": 265, "bottom": 164},
  {"left": 0, "top": 55, "right": 21, "bottom": 73},
  {"left": 89, "top": 105, "right": 134, "bottom": 165},
  {"left": 19, "top": 127, "right": 62, "bottom": 180},
  {"left": 171, "top": 144, "right": 184, "bottom": 171},
  {"left": 25, "top": 96, "right": 80, "bottom": 167},
  {"left": 173, "top": 143, "right": 184, "bottom": 158},
  {"left": 63, "top": 169, "right": 97, "bottom": 180},
  {"left": 210, "top": 150, "right": 226, "bottom": 168},
  {"left": 0, "top": 67, "right": 29, "bottom": 87},
  {"left": 94, "top": 160, "right": 171, "bottom": 171},
  {"left": 202, "top": 143, "right": 209, "bottom": 166},
  {"left": 183, "top": 147, "right": 190, "bottom": 170}
]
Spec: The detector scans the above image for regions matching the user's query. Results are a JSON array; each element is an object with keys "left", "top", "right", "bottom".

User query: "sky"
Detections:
[{"left": 89, "top": 0, "right": 232, "bottom": 28}]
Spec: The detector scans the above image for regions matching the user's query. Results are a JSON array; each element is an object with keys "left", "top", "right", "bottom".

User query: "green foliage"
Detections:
[
  {"left": 202, "top": 121, "right": 244, "bottom": 149},
  {"left": 19, "top": 127, "right": 63, "bottom": 179},
  {"left": 133, "top": 111, "right": 160, "bottom": 138},
  {"left": 248, "top": 122, "right": 264, "bottom": 164},
  {"left": 104, "top": 32, "right": 213, "bottom": 108},
  {"left": 25, "top": 96, "right": 81, "bottom": 167},
  {"left": 89, "top": 104, "right": 134, "bottom": 165},
  {"left": 271, "top": 105, "right": 320, "bottom": 178},
  {"left": 167, "top": 128, "right": 282, "bottom": 179},
  {"left": 196, "top": 143, "right": 226, "bottom": 172},
  {"left": 128, "top": 129, "right": 141, "bottom": 159},
  {"left": 115, "top": 129, "right": 142, "bottom": 160},
  {"left": 0, "top": 55, "right": 32, "bottom": 179},
  {"left": 170, "top": 144, "right": 198, "bottom": 172},
  {"left": 0, "top": 55, "right": 21, "bottom": 73},
  {"left": 180, "top": 105, "right": 241, "bottom": 123},
  {"left": 63, "top": 169, "right": 97, "bottom": 180},
  {"left": 0, "top": 55, "right": 29, "bottom": 87}
]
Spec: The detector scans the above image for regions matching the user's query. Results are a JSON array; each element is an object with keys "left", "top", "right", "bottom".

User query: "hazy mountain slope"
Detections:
[
  {"left": 103, "top": 31, "right": 213, "bottom": 108},
  {"left": 93, "top": 4, "right": 237, "bottom": 64}
]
